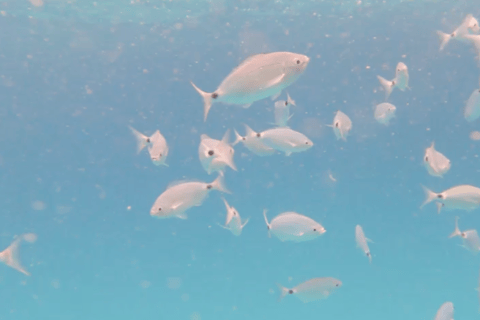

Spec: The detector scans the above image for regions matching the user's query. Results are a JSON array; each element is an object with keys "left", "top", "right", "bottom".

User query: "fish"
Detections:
[
  {"left": 150, "top": 174, "right": 230, "bottom": 219},
  {"left": 233, "top": 124, "right": 275, "bottom": 157},
  {"left": 464, "top": 79, "right": 480, "bottom": 122},
  {"left": 277, "top": 277, "right": 342, "bottom": 303},
  {"left": 258, "top": 127, "right": 313, "bottom": 156},
  {"left": 434, "top": 301, "right": 454, "bottom": 320},
  {"left": 263, "top": 210, "right": 326, "bottom": 242},
  {"left": 217, "top": 198, "right": 249, "bottom": 236},
  {"left": 449, "top": 216, "right": 480, "bottom": 254},
  {"left": 129, "top": 126, "right": 169, "bottom": 166},
  {"left": 198, "top": 130, "right": 237, "bottom": 174},
  {"left": 424, "top": 142, "right": 451, "bottom": 177},
  {"left": 437, "top": 14, "right": 480, "bottom": 51},
  {"left": 327, "top": 110, "right": 352, "bottom": 141},
  {"left": 0, "top": 233, "right": 37, "bottom": 276},
  {"left": 355, "top": 225, "right": 373, "bottom": 263},
  {"left": 421, "top": 184, "right": 480, "bottom": 213},
  {"left": 374, "top": 102, "right": 396, "bottom": 125},
  {"left": 377, "top": 62, "right": 410, "bottom": 100},
  {"left": 273, "top": 93, "right": 296, "bottom": 127},
  {"left": 191, "top": 52, "right": 310, "bottom": 121}
]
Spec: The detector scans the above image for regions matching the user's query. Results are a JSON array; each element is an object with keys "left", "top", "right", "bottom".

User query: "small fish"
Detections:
[
  {"left": 191, "top": 52, "right": 310, "bottom": 121},
  {"left": 374, "top": 102, "right": 396, "bottom": 125},
  {"left": 198, "top": 130, "right": 237, "bottom": 174},
  {"left": 217, "top": 198, "right": 249, "bottom": 236},
  {"left": 263, "top": 210, "right": 326, "bottom": 242},
  {"left": 434, "top": 301, "right": 454, "bottom": 320},
  {"left": 129, "top": 126, "right": 169, "bottom": 166},
  {"left": 421, "top": 184, "right": 480, "bottom": 213},
  {"left": 376, "top": 62, "right": 410, "bottom": 100},
  {"left": 0, "top": 233, "right": 37, "bottom": 276},
  {"left": 233, "top": 124, "right": 275, "bottom": 157},
  {"left": 258, "top": 127, "right": 313, "bottom": 156},
  {"left": 437, "top": 14, "right": 480, "bottom": 51},
  {"left": 150, "top": 174, "right": 230, "bottom": 219},
  {"left": 273, "top": 93, "right": 296, "bottom": 127},
  {"left": 277, "top": 277, "right": 342, "bottom": 303},
  {"left": 355, "top": 225, "right": 373, "bottom": 263},
  {"left": 449, "top": 216, "right": 480, "bottom": 254},
  {"left": 424, "top": 142, "right": 451, "bottom": 177},
  {"left": 464, "top": 79, "right": 480, "bottom": 122},
  {"left": 327, "top": 110, "right": 352, "bottom": 141}
]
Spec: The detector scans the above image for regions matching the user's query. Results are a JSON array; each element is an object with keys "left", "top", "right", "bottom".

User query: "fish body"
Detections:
[
  {"left": 218, "top": 198, "right": 249, "bottom": 236},
  {"left": 263, "top": 210, "right": 325, "bottom": 242},
  {"left": 150, "top": 175, "right": 230, "bottom": 219},
  {"left": 259, "top": 127, "right": 313, "bottom": 156},
  {"left": 434, "top": 301, "right": 454, "bottom": 320},
  {"left": 449, "top": 216, "right": 480, "bottom": 253},
  {"left": 274, "top": 93, "right": 296, "bottom": 127},
  {"left": 191, "top": 52, "right": 310, "bottom": 121},
  {"left": 329, "top": 110, "right": 352, "bottom": 141},
  {"left": 199, "top": 130, "right": 236, "bottom": 174},
  {"left": 437, "top": 14, "right": 480, "bottom": 51},
  {"left": 465, "top": 88, "right": 480, "bottom": 122},
  {"left": 277, "top": 277, "right": 342, "bottom": 303},
  {"left": 424, "top": 142, "right": 451, "bottom": 177},
  {"left": 355, "top": 225, "right": 372, "bottom": 263},
  {"left": 394, "top": 62, "right": 409, "bottom": 91},
  {"left": 233, "top": 124, "right": 275, "bottom": 157},
  {"left": 374, "top": 102, "right": 396, "bottom": 125},
  {"left": 421, "top": 184, "right": 480, "bottom": 213}
]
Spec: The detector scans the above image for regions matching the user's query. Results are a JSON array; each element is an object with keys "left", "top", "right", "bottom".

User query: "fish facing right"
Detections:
[{"left": 191, "top": 52, "right": 310, "bottom": 121}]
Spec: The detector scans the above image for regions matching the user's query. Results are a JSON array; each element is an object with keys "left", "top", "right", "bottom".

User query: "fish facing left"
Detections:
[
  {"left": 277, "top": 277, "right": 342, "bottom": 303},
  {"left": 129, "top": 126, "right": 169, "bottom": 166},
  {"left": 191, "top": 52, "right": 310, "bottom": 121}
]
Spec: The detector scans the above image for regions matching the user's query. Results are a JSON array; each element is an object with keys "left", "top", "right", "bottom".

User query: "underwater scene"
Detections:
[{"left": 2, "top": 0, "right": 480, "bottom": 319}]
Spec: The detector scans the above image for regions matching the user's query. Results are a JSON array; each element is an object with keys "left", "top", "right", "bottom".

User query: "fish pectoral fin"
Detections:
[
  {"left": 323, "top": 290, "right": 330, "bottom": 297},
  {"left": 241, "top": 103, "right": 252, "bottom": 109},
  {"left": 270, "top": 91, "right": 281, "bottom": 100},
  {"left": 265, "top": 74, "right": 285, "bottom": 88},
  {"left": 176, "top": 212, "right": 188, "bottom": 220},
  {"left": 217, "top": 222, "right": 230, "bottom": 230},
  {"left": 171, "top": 202, "right": 184, "bottom": 211}
]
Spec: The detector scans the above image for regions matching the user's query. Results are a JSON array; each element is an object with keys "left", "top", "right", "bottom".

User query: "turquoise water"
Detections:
[{"left": 1, "top": 0, "right": 480, "bottom": 319}]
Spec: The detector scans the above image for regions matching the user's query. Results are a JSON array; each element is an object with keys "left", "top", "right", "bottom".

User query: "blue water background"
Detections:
[{"left": 0, "top": 1, "right": 479, "bottom": 319}]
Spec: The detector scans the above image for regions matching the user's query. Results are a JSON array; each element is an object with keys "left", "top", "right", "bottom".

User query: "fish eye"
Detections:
[
  {"left": 313, "top": 228, "right": 317, "bottom": 231},
  {"left": 158, "top": 208, "right": 161, "bottom": 211},
  {"left": 335, "top": 122, "right": 339, "bottom": 128},
  {"left": 212, "top": 93, "right": 219, "bottom": 99},
  {"left": 462, "top": 232, "right": 466, "bottom": 237},
  {"left": 437, "top": 194, "right": 443, "bottom": 199},
  {"left": 285, "top": 101, "right": 288, "bottom": 106},
  {"left": 288, "top": 289, "right": 294, "bottom": 294},
  {"left": 146, "top": 138, "right": 150, "bottom": 143},
  {"left": 366, "top": 252, "right": 370, "bottom": 256},
  {"left": 230, "top": 149, "right": 233, "bottom": 153},
  {"left": 207, "top": 185, "right": 212, "bottom": 189},
  {"left": 424, "top": 156, "right": 428, "bottom": 162},
  {"left": 208, "top": 150, "right": 214, "bottom": 156},
  {"left": 305, "top": 141, "right": 309, "bottom": 144},
  {"left": 335, "top": 284, "right": 339, "bottom": 287},
  {"left": 296, "top": 60, "right": 300, "bottom": 64},
  {"left": 242, "top": 137, "right": 246, "bottom": 140},
  {"left": 159, "top": 153, "right": 162, "bottom": 157},
  {"left": 256, "top": 133, "right": 261, "bottom": 138}
]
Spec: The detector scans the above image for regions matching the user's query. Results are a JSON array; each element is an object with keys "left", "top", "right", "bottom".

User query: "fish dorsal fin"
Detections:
[
  {"left": 221, "top": 129, "right": 230, "bottom": 144},
  {"left": 243, "top": 124, "right": 256, "bottom": 136},
  {"left": 200, "top": 134, "right": 211, "bottom": 141}
]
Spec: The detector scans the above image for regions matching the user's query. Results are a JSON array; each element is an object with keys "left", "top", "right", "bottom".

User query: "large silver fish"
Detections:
[
  {"left": 191, "top": 52, "right": 310, "bottom": 121},
  {"left": 421, "top": 184, "right": 480, "bottom": 213},
  {"left": 434, "top": 301, "right": 454, "bottom": 320}
]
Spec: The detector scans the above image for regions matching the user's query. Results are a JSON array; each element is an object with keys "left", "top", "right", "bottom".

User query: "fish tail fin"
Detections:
[
  {"left": 377, "top": 75, "right": 393, "bottom": 100},
  {"left": 190, "top": 81, "right": 213, "bottom": 122},
  {"left": 286, "top": 93, "right": 296, "bottom": 106},
  {"left": 449, "top": 216, "right": 462, "bottom": 238},
  {"left": 420, "top": 185, "right": 438, "bottom": 209},
  {"left": 437, "top": 30, "right": 450, "bottom": 51},
  {"left": 129, "top": 126, "right": 149, "bottom": 154},
  {"left": 276, "top": 283, "right": 289, "bottom": 302},
  {"left": 232, "top": 129, "right": 243, "bottom": 146},
  {"left": 0, "top": 237, "right": 30, "bottom": 276},
  {"left": 241, "top": 217, "right": 250, "bottom": 229},
  {"left": 210, "top": 173, "right": 231, "bottom": 194},
  {"left": 263, "top": 209, "right": 272, "bottom": 238}
]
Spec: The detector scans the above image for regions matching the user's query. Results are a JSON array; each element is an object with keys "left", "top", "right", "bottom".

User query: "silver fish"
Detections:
[
  {"left": 191, "top": 52, "right": 310, "bottom": 121},
  {"left": 374, "top": 102, "right": 396, "bottom": 125},
  {"left": 437, "top": 14, "right": 480, "bottom": 51},
  {"left": 421, "top": 184, "right": 480, "bottom": 213},
  {"left": 263, "top": 210, "right": 325, "bottom": 242},
  {"left": 277, "top": 277, "right": 342, "bottom": 303},
  {"left": 0, "top": 233, "right": 37, "bottom": 276},
  {"left": 464, "top": 80, "right": 480, "bottom": 122},
  {"left": 355, "top": 225, "right": 373, "bottom": 263},
  {"left": 434, "top": 301, "right": 454, "bottom": 320},
  {"left": 424, "top": 142, "right": 451, "bottom": 177},
  {"left": 218, "top": 198, "right": 249, "bottom": 236},
  {"left": 129, "top": 126, "right": 169, "bottom": 166},
  {"left": 377, "top": 62, "right": 409, "bottom": 100},
  {"left": 328, "top": 110, "right": 352, "bottom": 141},
  {"left": 258, "top": 127, "right": 313, "bottom": 156},
  {"left": 198, "top": 130, "right": 236, "bottom": 174},
  {"left": 273, "top": 93, "right": 296, "bottom": 127},
  {"left": 233, "top": 124, "right": 275, "bottom": 157},
  {"left": 150, "top": 175, "right": 230, "bottom": 219},
  {"left": 449, "top": 216, "right": 480, "bottom": 254}
]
